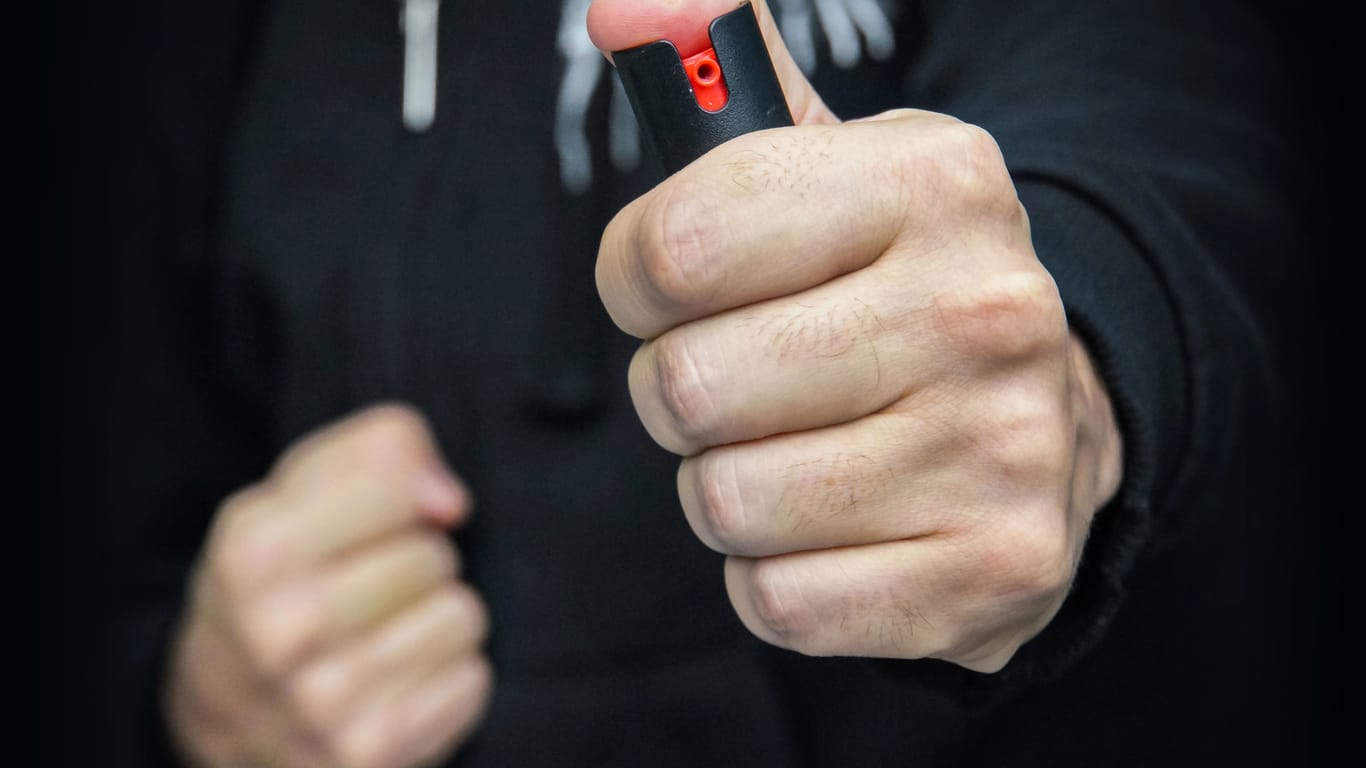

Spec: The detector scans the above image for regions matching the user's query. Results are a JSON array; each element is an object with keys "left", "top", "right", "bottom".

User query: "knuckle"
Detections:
[
  {"left": 207, "top": 493, "right": 284, "bottom": 595},
  {"left": 444, "top": 585, "right": 491, "bottom": 646},
  {"left": 935, "top": 271, "right": 1067, "bottom": 361},
  {"left": 956, "top": 122, "right": 1006, "bottom": 168},
  {"left": 689, "top": 451, "right": 751, "bottom": 553},
  {"left": 287, "top": 662, "right": 354, "bottom": 731},
  {"left": 745, "top": 559, "right": 820, "bottom": 654},
  {"left": 217, "top": 483, "right": 269, "bottom": 525},
  {"left": 651, "top": 330, "right": 720, "bottom": 446},
  {"left": 1014, "top": 271, "right": 1068, "bottom": 339},
  {"left": 238, "top": 594, "right": 315, "bottom": 675},
  {"left": 872, "top": 107, "right": 925, "bottom": 123},
  {"left": 976, "top": 391, "right": 1072, "bottom": 483},
  {"left": 352, "top": 402, "right": 434, "bottom": 458},
  {"left": 638, "top": 182, "right": 723, "bottom": 310},
  {"left": 935, "top": 122, "right": 1012, "bottom": 203},
  {"left": 981, "top": 513, "right": 1075, "bottom": 602}
]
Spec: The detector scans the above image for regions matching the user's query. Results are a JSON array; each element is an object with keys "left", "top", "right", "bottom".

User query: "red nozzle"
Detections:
[{"left": 682, "top": 47, "right": 729, "bottom": 112}]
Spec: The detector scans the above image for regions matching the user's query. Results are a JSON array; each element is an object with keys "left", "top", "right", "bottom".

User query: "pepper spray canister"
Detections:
[{"left": 612, "top": 2, "right": 794, "bottom": 175}]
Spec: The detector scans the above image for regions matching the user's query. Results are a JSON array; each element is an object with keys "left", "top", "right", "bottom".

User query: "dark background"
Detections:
[{"left": 32, "top": 1, "right": 1343, "bottom": 765}]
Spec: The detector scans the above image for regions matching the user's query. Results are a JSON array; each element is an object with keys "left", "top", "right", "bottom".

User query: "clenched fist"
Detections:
[
  {"left": 590, "top": 0, "right": 1123, "bottom": 673},
  {"left": 165, "top": 405, "right": 492, "bottom": 768}
]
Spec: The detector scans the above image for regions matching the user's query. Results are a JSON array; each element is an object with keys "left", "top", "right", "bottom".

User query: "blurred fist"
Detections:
[{"left": 165, "top": 405, "right": 492, "bottom": 768}]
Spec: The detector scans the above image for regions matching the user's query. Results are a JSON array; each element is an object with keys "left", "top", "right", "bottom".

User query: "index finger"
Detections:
[
  {"left": 594, "top": 111, "right": 952, "bottom": 339},
  {"left": 274, "top": 403, "right": 469, "bottom": 526},
  {"left": 216, "top": 473, "right": 448, "bottom": 593}
]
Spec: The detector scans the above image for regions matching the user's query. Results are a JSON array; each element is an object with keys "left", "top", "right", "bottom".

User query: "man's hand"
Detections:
[
  {"left": 165, "top": 405, "right": 492, "bottom": 768},
  {"left": 591, "top": 0, "right": 1123, "bottom": 673}
]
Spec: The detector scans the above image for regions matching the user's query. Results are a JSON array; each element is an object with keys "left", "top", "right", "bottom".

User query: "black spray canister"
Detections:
[{"left": 612, "top": 3, "right": 794, "bottom": 176}]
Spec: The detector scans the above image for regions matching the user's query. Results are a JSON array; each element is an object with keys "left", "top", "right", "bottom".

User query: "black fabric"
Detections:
[{"left": 40, "top": 0, "right": 1344, "bottom": 765}]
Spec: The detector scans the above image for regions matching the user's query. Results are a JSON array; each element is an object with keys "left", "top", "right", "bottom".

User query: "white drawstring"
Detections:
[
  {"left": 554, "top": 0, "right": 603, "bottom": 194},
  {"left": 776, "top": 0, "right": 819, "bottom": 73}
]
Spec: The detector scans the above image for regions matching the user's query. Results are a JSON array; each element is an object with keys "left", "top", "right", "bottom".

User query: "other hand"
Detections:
[{"left": 165, "top": 405, "right": 492, "bottom": 767}]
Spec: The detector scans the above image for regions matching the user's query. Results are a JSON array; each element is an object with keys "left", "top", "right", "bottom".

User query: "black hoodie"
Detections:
[{"left": 78, "top": 0, "right": 1336, "bottom": 765}]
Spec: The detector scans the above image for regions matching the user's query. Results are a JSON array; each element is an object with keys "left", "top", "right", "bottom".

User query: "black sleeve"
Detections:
[
  {"left": 104, "top": 2, "right": 272, "bottom": 765},
  {"left": 897, "top": 0, "right": 1295, "bottom": 692}
]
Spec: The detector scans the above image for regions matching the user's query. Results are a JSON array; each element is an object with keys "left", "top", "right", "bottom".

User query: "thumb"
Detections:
[{"left": 586, "top": 0, "right": 838, "bottom": 126}]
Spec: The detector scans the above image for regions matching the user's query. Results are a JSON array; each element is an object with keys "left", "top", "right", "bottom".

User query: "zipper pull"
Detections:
[{"left": 399, "top": 0, "right": 441, "bottom": 132}]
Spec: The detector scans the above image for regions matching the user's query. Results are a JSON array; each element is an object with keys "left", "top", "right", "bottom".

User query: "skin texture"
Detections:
[
  {"left": 591, "top": 0, "right": 1124, "bottom": 672},
  {"left": 165, "top": 2, "right": 1125, "bottom": 763},
  {"left": 165, "top": 405, "right": 492, "bottom": 768}
]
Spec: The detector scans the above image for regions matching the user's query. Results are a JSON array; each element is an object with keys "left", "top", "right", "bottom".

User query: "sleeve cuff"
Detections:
[{"left": 993, "top": 177, "right": 1188, "bottom": 691}]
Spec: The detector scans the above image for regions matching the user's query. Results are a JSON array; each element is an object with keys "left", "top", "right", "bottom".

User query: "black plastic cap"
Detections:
[{"left": 613, "top": 3, "right": 794, "bottom": 176}]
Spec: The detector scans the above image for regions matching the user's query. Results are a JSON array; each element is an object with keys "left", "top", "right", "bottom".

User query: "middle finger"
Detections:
[{"left": 628, "top": 262, "right": 944, "bottom": 455}]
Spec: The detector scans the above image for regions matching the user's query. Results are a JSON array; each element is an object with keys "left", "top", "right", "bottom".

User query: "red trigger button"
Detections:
[{"left": 682, "top": 47, "right": 729, "bottom": 112}]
